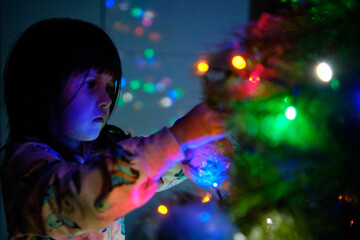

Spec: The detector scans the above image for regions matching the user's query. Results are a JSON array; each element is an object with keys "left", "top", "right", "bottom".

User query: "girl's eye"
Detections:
[
  {"left": 106, "top": 85, "right": 115, "bottom": 95},
  {"left": 85, "top": 81, "right": 96, "bottom": 89}
]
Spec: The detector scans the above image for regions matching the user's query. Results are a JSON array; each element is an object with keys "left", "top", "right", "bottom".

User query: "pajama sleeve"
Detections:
[
  {"left": 2, "top": 127, "right": 184, "bottom": 239},
  {"left": 156, "top": 163, "right": 188, "bottom": 192}
]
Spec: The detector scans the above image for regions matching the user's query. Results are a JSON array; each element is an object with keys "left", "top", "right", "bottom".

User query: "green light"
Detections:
[
  {"left": 131, "top": 7, "right": 143, "bottom": 18},
  {"left": 116, "top": 98, "right": 125, "bottom": 106},
  {"left": 143, "top": 82, "right": 156, "bottom": 93},
  {"left": 144, "top": 48, "right": 155, "bottom": 59},
  {"left": 130, "top": 79, "right": 141, "bottom": 90},
  {"left": 330, "top": 78, "right": 340, "bottom": 90},
  {"left": 285, "top": 106, "right": 296, "bottom": 120},
  {"left": 175, "top": 89, "right": 184, "bottom": 98},
  {"left": 284, "top": 96, "right": 290, "bottom": 103}
]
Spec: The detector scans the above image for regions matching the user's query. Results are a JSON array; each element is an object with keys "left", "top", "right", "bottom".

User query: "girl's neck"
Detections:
[{"left": 55, "top": 131, "right": 82, "bottom": 150}]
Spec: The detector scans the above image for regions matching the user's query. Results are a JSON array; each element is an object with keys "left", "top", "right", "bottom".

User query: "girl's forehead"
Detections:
[{"left": 68, "top": 68, "right": 113, "bottom": 84}]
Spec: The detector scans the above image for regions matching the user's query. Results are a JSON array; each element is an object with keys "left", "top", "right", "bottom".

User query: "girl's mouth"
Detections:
[{"left": 94, "top": 117, "right": 104, "bottom": 122}]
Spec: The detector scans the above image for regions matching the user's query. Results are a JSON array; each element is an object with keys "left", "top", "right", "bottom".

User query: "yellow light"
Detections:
[
  {"left": 157, "top": 205, "right": 168, "bottom": 215},
  {"left": 232, "top": 56, "right": 246, "bottom": 69},
  {"left": 202, "top": 194, "right": 211, "bottom": 203},
  {"left": 316, "top": 62, "right": 332, "bottom": 82},
  {"left": 197, "top": 62, "right": 209, "bottom": 74},
  {"left": 248, "top": 72, "right": 260, "bottom": 83}
]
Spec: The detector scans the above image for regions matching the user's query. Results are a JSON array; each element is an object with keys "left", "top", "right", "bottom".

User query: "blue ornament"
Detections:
[{"left": 182, "top": 140, "right": 232, "bottom": 188}]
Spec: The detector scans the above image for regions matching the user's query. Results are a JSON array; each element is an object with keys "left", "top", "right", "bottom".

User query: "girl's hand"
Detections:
[
  {"left": 181, "top": 138, "right": 234, "bottom": 187},
  {"left": 169, "top": 102, "right": 226, "bottom": 151}
]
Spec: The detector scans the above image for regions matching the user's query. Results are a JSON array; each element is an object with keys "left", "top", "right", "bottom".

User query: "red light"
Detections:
[{"left": 248, "top": 72, "right": 260, "bottom": 84}]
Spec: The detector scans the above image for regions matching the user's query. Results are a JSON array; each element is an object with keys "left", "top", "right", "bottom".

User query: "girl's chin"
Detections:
[{"left": 77, "top": 130, "right": 102, "bottom": 142}]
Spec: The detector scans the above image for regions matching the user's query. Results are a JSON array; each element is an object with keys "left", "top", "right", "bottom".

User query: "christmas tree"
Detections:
[
  {"left": 132, "top": 1, "right": 360, "bottom": 239},
  {"left": 198, "top": 0, "right": 360, "bottom": 239}
]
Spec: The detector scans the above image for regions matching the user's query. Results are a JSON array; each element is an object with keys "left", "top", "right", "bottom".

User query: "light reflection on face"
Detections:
[{"left": 58, "top": 68, "right": 115, "bottom": 146}]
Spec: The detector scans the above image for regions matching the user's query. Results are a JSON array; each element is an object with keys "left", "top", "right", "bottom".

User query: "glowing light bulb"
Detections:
[
  {"left": 130, "top": 79, "right": 141, "bottom": 90},
  {"left": 233, "top": 232, "right": 247, "bottom": 240},
  {"left": 158, "top": 205, "right": 168, "bottom": 215},
  {"left": 143, "top": 82, "right": 156, "bottom": 93},
  {"left": 330, "top": 78, "right": 340, "bottom": 90},
  {"left": 213, "top": 182, "right": 218, "bottom": 188},
  {"left": 148, "top": 32, "right": 160, "bottom": 42},
  {"left": 168, "top": 88, "right": 184, "bottom": 99},
  {"left": 159, "top": 97, "right": 172, "bottom": 108},
  {"left": 134, "top": 27, "right": 144, "bottom": 36},
  {"left": 144, "top": 10, "right": 155, "bottom": 19},
  {"left": 144, "top": 48, "right": 155, "bottom": 59},
  {"left": 105, "top": 0, "right": 115, "bottom": 8},
  {"left": 197, "top": 62, "right": 209, "bottom": 74},
  {"left": 161, "top": 77, "right": 171, "bottom": 86},
  {"left": 202, "top": 194, "right": 211, "bottom": 203},
  {"left": 133, "top": 101, "right": 143, "bottom": 110},
  {"left": 232, "top": 56, "right": 246, "bottom": 69},
  {"left": 285, "top": 106, "right": 296, "bottom": 120},
  {"left": 248, "top": 72, "right": 260, "bottom": 84},
  {"left": 131, "top": 7, "right": 144, "bottom": 18},
  {"left": 120, "top": 77, "right": 126, "bottom": 88},
  {"left": 142, "top": 18, "right": 153, "bottom": 27},
  {"left": 316, "top": 62, "right": 332, "bottom": 82},
  {"left": 199, "top": 212, "right": 211, "bottom": 222},
  {"left": 122, "top": 92, "right": 133, "bottom": 103}
]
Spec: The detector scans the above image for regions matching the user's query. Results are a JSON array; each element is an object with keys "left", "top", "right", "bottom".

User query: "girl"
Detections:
[{"left": 0, "top": 18, "right": 228, "bottom": 239}]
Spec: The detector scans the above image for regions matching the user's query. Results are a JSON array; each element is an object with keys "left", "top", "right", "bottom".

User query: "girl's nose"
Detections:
[{"left": 98, "top": 90, "right": 112, "bottom": 109}]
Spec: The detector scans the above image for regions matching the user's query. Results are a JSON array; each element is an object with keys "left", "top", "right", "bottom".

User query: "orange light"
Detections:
[
  {"left": 232, "top": 56, "right": 246, "bottom": 69},
  {"left": 248, "top": 72, "right": 260, "bottom": 84},
  {"left": 197, "top": 62, "right": 209, "bottom": 74},
  {"left": 134, "top": 27, "right": 144, "bottom": 36},
  {"left": 338, "top": 195, "right": 343, "bottom": 200},
  {"left": 202, "top": 194, "right": 211, "bottom": 203},
  {"left": 157, "top": 205, "right": 168, "bottom": 215}
]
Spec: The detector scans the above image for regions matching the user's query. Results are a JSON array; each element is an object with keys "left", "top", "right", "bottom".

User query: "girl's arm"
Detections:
[
  {"left": 3, "top": 127, "right": 184, "bottom": 238},
  {"left": 3, "top": 103, "right": 225, "bottom": 238}
]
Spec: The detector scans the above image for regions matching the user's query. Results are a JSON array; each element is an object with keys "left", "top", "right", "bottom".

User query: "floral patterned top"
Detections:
[{"left": 1, "top": 127, "right": 187, "bottom": 240}]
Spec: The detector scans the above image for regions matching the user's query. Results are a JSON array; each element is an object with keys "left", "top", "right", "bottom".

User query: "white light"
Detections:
[
  {"left": 267, "top": 218, "right": 273, "bottom": 224},
  {"left": 233, "top": 232, "right": 247, "bottom": 240},
  {"left": 122, "top": 92, "right": 133, "bottom": 103},
  {"left": 316, "top": 62, "right": 332, "bottom": 82},
  {"left": 159, "top": 97, "right": 172, "bottom": 108},
  {"left": 285, "top": 106, "right": 296, "bottom": 120},
  {"left": 156, "top": 82, "right": 166, "bottom": 92}
]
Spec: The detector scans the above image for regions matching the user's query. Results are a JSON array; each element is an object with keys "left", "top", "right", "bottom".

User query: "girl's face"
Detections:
[{"left": 58, "top": 68, "right": 115, "bottom": 147}]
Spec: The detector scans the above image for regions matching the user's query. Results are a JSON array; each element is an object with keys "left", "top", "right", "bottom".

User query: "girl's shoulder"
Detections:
[{"left": 6, "top": 138, "right": 65, "bottom": 170}]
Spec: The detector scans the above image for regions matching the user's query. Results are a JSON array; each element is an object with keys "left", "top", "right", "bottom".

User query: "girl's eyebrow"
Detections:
[{"left": 85, "top": 74, "right": 97, "bottom": 79}]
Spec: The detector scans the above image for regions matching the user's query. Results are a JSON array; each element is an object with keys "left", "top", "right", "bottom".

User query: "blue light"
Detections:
[
  {"left": 168, "top": 89, "right": 177, "bottom": 99},
  {"left": 120, "top": 77, "right": 126, "bottom": 88},
  {"left": 292, "top": 86, "right": 301, "bottom": 97},
  {"left": 105, "top": 0, "right": 115, "bottom": 8},
  {"left": 185, "top": 149, "right": 231, "bottom": 188},
  {"left": 147, "top": 56, "right": 156, "bottom": 66},
  {"left": 199, "top": 212, "right": 211, "bottom": 222}
]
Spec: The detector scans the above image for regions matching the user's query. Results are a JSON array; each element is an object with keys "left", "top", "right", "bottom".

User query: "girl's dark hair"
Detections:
[{"left": 2, "top": 18, "right": 128, "bottom": 161}]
